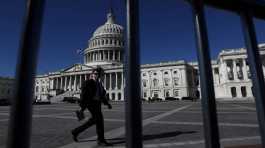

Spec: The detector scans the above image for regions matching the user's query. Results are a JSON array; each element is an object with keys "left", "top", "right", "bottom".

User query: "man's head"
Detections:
[{"left": 90, "top": 66, "right": 104, "bottom": 80}]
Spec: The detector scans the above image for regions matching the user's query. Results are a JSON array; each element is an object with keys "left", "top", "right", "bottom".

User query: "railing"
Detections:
[{"left": 6, "top": 0, "right": 265, "bottom": 148}]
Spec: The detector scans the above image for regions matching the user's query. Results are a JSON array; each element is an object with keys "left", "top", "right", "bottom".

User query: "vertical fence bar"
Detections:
[
  {"left": 125, "top": 0, "right": 142, "bottom": 147},
  {"left": 7, "top": 0, "right": 45, "bottom": 148},
  {"left": 190, "top": 0, "right": 220, "bottom": 148},
  {"left": 240, "top": 10, "right": 265, "bottom": 147}
]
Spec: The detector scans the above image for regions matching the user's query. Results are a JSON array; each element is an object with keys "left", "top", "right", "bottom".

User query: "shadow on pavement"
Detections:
[{"left": 78, "top": 130, "right": 197, "bottom": 145}]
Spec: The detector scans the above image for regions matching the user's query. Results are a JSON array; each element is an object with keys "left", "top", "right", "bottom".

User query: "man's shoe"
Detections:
[
  {"left": 75, "top": 110, "right": 85, "bottom": 121},
  {"left": 97, "top": 140, "right": 113, "bottom": 146},
  {"left": 71, "top": 130, "right": 78, "bottom": 142}
]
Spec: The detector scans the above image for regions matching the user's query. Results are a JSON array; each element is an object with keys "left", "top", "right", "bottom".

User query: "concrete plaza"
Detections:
[{"left": 0, "top": 101, "right": 262, "bottom": 148}]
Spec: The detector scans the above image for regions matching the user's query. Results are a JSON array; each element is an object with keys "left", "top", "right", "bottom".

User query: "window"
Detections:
[
  {"left": 231, "top": 87, "right": 237, "bottom": 98},
  {"left": 174, "top": 90, "right": 179, "bottom": 97},
  {"left": 164, "top": 71, "right": 168, "bottom": 75},
  {"left": 214, "top": 68, "right": 219, "bottom": 74},
  {"left": 164, "top": 78, "right": 169, "bottom": 86},
  {"left": 118, "top": 93, "right": 121, "bottom": 100},
  {"left": 143, "top": 92, "right": 147, "bottom": 97},
  {"left": 143, "top": 80, "right": 147, "bottom": 87},
  {"left": 241, "top": 86, "right": 247, "bottom": 97},
  {"left": 142, "top": 73, "right": 146, "bottom": 77},
  {"left": 153, "top": 72, "right": 157, "bottom": 76},
  {"left": 173, "top": 77, "right": 179, "bottom": 86},
  {"left": 153, "top": 92, "right": 159, "bottom": 98},
  {"left": 153, "top": 79, "right": 158, "bottom": 87},
  {"left": 36, "top": 86, "right": 39, "bottom": 92},
  {"left": 112, "top": 93, "right": 115, "bottom": 100},
  {"left": 173, "top": 70, "right": 177, "bottom": 74},
  {"left": 165, "top": 90, "right": 170, "bottom": 97}
]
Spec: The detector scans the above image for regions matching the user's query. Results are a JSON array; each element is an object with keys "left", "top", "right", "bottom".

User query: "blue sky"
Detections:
[{"left": 0, "top": 0, "right": 265, "bottom": 77}]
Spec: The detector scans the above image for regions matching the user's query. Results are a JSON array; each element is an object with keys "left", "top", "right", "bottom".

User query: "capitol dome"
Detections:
[
  {"left": 92, "top": 13, "right": 123, "bottom": 37},
  {"left": 84, "top": 10, "right": 124, "bottom": 67}
]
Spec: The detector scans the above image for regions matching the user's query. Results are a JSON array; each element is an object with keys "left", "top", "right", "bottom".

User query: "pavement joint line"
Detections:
[
  {"left": 34, "top": 108, "right": 167, "bottom": 113},
  {"left": 232, "top": 105, "right": 256, "bottom": 111},
  {"left": 177, "top": 111, "right": 256, "bottom": 114},
  {"left": 58, "top": 104, "right": 192, "bottom": 148},
  {"left": 153, "top": 121, "right": 259, "bottom": 127}
]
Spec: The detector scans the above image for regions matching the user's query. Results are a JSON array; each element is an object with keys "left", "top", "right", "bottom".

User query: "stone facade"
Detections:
[{"left": 33, "top": 11, "right": 265, "bottom": 102}]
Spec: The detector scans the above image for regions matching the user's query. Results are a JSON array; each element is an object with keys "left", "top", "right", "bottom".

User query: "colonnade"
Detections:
[
  {"left": 84, "top": 50, "right": 122, "bottom": 64},
  {"left": 50, "top": 71, "right": 124, "bottom": 100},
  {"left": 225, "top": 58, "right": 248, "bottom": 81}
]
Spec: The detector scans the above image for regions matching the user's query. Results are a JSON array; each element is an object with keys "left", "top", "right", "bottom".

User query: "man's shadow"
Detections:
[{"left": 79, "top": 130, "right": 196, "bottom": 145}]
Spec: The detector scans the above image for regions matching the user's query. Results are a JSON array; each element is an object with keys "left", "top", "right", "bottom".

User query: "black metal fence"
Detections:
[{"left": 6, "top": 0, "right": 265, "bottom": 148}]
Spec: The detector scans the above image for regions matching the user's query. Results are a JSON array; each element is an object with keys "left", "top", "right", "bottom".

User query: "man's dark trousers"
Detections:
[{"left": 72, "top": 101, "right": 105, "bottom": 141}]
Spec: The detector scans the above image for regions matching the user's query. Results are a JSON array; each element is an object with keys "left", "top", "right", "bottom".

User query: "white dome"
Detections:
[
  {"left": 84, "top": 10, "right": 124, "bottom": 67},
  {"left": 92, "top": 12, "right": 123, "bottom": 37}
]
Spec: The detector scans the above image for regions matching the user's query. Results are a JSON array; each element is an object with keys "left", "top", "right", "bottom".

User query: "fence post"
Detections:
[
  {"left": 7, "top": 0, "right": 45, "bottom": 148},
  {"left": 125, "top": 0, "right": 142, "bottom": 147},
  {"left": 190, "top": 0, "right": 220, "bottom": 147},
  {"left": 240, "top": 9, "right": 265, "bottom": 147}
]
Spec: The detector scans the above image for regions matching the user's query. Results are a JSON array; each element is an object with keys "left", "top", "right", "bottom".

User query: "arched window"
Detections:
[
  {"left": 164, "top": 78, "right": 170, "bottom": 86},
  {"left": 153, "top": 79, "right": 158, "bottom": 87},
  {"left": 231, "top": 87, "right": 237, "bottom": 97},
  {"left": 118, "top": 93, "right": 121, "bottom": 100},
  {"left": 143, "top": 80, "right": 147, "bottom": 87},
  {"left": 36, "top": 86, "right": 39, "bottom": 92},
  {"left": 112, "top": 93, "right": 115, "bottom": 100},
  {"left": 165, "top": 90, "right": 170, "bottom": 97},
  {"left": 173, "top": 77, "right": 179, "bottom": 86},
  {"left": 241, "top": 86, "right": 247, "bottom": 97}
]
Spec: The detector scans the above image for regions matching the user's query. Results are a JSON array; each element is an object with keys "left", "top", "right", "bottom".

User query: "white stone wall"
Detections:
[{"left": 34, "top": 76, "right": 50, "bottom": 101}]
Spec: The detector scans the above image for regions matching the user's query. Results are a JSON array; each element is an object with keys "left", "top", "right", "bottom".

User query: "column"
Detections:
[
  {"left": 60, "top": 77, "right": 63, "bottom": 90},
  {"left": 74, "top": 75, "right": 77, "bottom": 91},
  {"left": 101, "top": 51, "right": 103, "bottom": 61},
  {"left": 69, "top": 76, "right": 72, "bottom": 91},
  {"left": 121, "top": 72, "right": 124, "bottom": 89},
  {"left": 85, "top": 74, "right": 87, "bottom": 80},
  {"left": 113, "top": 51, "right": 116, "bottom": 60},
  {"left": 233, "top": 59, "right": 238, "bottom": 80},
  {"left": 103, "top": 51, "right": 106, "bottom": 61},
  {"left": 55, "top": 77, "right": 58, "bottom": 89},
  {"left": 79, "top": 74, "right": 82, "bottom": 89},
  {"left": 118, "top": 51, "right": 121, "bottom": 61},
  {"left": 104, "top": 73, "right": 107, "bottom": 88},
  {"left": 108, "top": 50, "right": 110, "bottom": 61},
  {"left": 64, "top": 76, "right": 67, "bottom": 91},
  {"left": 115, "top": 72, "right": 118, "bottom": 89},
  {"left": 110, "top": 72, "right": 112, "bottom": 90},
  {"left": 242, "top": 58, "right": 248, "bottom": 80}
]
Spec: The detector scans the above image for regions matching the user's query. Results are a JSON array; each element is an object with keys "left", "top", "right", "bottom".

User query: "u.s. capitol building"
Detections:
[{"left": 34, "top": 11, "right": 265, "bottom": 102}]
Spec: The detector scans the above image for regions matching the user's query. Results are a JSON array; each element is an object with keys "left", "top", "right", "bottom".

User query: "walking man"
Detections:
[{"left": 71, "top": 67, "right": 113, "bottom": 146}]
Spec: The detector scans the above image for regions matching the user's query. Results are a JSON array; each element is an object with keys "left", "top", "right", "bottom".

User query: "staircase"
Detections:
[{"left": 50, "top": 91, "right": 76, "bottom": 103}]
